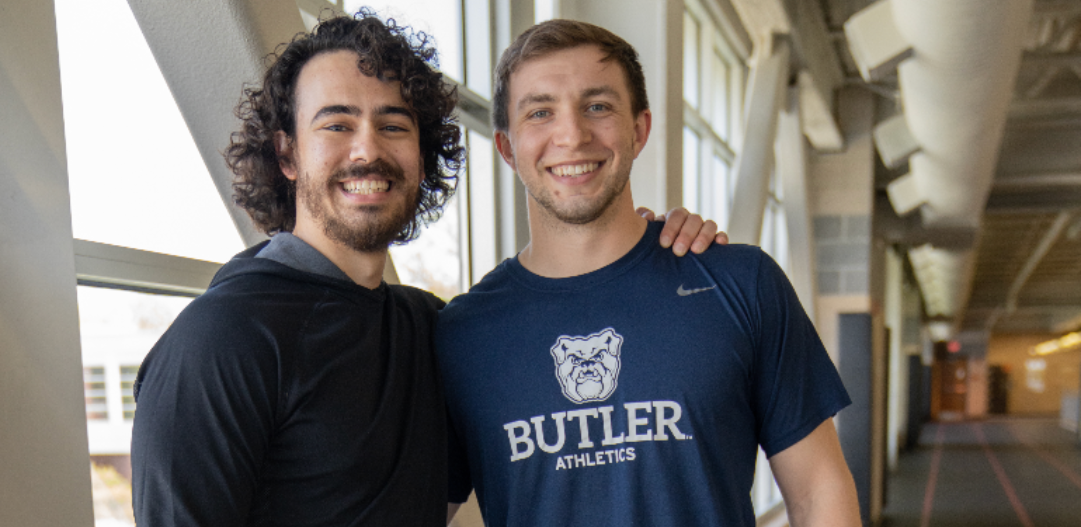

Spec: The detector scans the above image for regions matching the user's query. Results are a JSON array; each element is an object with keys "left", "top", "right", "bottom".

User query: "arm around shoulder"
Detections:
[{"left": 768, "top": 419, "right": 861, "bottom": 527}]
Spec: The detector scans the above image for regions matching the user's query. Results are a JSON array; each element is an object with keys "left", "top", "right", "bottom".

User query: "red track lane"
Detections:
[
  {"left": 973, "top": 423, "right": 1035, "bottom": 527},
  {"left": 920, "top": 425, "right": 944, "bottom": 527}
]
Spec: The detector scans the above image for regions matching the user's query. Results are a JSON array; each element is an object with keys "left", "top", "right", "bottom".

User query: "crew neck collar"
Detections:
[{"left": 506, "top": 222, "right": 661, "bottom": 292}]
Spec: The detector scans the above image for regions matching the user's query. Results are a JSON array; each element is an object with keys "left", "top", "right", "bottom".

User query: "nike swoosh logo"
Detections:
[{"left": 677, "top": 284, "right": 716, "bottom": 296}]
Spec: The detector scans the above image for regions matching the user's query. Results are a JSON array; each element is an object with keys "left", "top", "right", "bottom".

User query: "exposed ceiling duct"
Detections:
[
  {"left": 892, "top": 0, "right": 1034, "bottom": 229},
  {"left": 846, "top": 0, "right": 1035, "bottom": 339}
]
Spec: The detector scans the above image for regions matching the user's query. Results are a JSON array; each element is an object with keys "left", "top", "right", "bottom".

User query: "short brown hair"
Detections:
[{"left": 492, "top": 19, "right": 649, "bottom": 132}]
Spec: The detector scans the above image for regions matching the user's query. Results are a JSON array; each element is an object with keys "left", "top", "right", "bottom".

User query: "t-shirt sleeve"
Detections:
[
  {"left": 130, "top": 302, "right": 279, "bottom": 526},
  {"left": 751, "top": 251, "right": 851, "bottom": 458}
]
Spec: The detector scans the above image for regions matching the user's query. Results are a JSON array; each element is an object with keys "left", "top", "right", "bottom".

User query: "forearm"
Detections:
[
  {"left": 770, "top": 419, "right": 861, "bottom": 527},
  {"left": 781, "top": 471, "right": 860, "bottom": 527}
]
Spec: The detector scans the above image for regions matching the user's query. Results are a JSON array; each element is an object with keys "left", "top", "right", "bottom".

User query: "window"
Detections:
[
  {"left": 347, "top": 0, "right": 464, "bottom": 82},
  {"left": 681, "top": 0, "right": 746, "bottom": 231},
  {"left": 84, "top": 367, "right": 108, "bottom": 421},
  {"left": 55, "top": 0, "right": 244, "bottom": 264},
  {"left": 751, "top": 448, "right": 784, "bottom": 515},
  {"left": 760, "top": 168, "right": 790, "bottom": 273},
  {"left": 78, "top": 285, "right": 195, "bottom": 527},
  {"left": 121, "top": 366, "right": 139, "bottom": 420}
]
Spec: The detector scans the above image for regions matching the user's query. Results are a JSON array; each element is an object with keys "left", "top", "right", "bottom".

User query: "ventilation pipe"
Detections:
[
  {"left": 891, "top": 0, "right": 1033, "bottom": 229},
  {"left": 847, "top": 0, "right": 1034, "bottom": 333}
]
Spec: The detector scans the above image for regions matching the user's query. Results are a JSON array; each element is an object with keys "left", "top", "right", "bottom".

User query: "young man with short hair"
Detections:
[{"left": 438, "top": 20, "right": 860, "bottom": 526}]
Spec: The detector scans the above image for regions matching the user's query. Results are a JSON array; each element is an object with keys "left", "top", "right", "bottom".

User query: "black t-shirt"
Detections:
[{"left": 132, "top": 242, "right": 446, "bottom": 526}]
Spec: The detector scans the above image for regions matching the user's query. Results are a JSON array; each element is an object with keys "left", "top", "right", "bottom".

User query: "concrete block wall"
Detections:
[{"left": 814, "top": 214, "right": 871, "bottom": 296}]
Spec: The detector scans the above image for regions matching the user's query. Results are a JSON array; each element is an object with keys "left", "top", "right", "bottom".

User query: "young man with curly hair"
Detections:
[
  {"left": 131, "top": 11, "right": 720, "bottom": 526},
  {"left": 438, "top": 20, "right": 861, "bottom": 527}
]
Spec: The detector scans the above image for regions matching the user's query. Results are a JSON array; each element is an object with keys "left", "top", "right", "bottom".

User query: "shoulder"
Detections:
[
  {"left": 676, "top": 243, "right": 769, "bottom": 288},
  {"left": 144, "top": 273, "right": 320, "bottom": 371},
  {"left": 438, "top": 261, "right": 515, "bottom": 325},
  {"left": 388, "top": 283, "right": 446, "bottom": 312}
]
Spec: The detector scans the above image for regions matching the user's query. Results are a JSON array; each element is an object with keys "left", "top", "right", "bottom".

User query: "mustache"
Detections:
[{"left": 333, "top": 158, "right": 405, "bottom": 182}]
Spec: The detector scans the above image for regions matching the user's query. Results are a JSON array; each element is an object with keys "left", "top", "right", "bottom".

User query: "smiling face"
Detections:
[
  {"left": 496, "top": 45, "right": 651, "bottom": 226},
  {"left": 277, "top": 50, "right": 424, "bottom": 253}
]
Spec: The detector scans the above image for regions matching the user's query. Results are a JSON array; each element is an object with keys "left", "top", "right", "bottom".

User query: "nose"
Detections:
[
  {"left": 349, "top": 123, "right": 384, "bottom": 164},
  {"left": 552, "top": 112, "right": 591, "bottom": 148}
]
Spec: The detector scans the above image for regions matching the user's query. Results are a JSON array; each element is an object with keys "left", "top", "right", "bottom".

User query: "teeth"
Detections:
[
  {"left": 550, "top": 162, "right": 599, "bottom": 177},
  {"left": 342, "top": 180, "right": 390, "bottom": 194}
]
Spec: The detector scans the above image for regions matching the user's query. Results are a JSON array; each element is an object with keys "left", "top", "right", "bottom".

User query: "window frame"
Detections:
[{"left": 681, "top": 0, "right": 747, "bottom": 230}]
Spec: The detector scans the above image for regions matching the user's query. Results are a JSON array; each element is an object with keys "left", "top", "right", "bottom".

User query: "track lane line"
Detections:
[
  {"left": 1005, "top": 422, "right": 1081, "bottom": 492},
  {"left": 919, "top": 424, "right": 944, "bottom": 527},
  {"left": 974, "top": 422, "right": 1035, "bottom": 527}
]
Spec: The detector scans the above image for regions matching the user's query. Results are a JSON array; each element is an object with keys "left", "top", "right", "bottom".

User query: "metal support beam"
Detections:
[
  {"left": 125, "top": 0, "right": 305, "bottom": 248},
  {"left": 776, "top": 87, "right": 816, "bottom": 318},
  {"left": 1009, "top": 97, "right": 1081, "bottom": 120},
  {"left": 0, "top": 1, "right": 95, "bottom": 524},
  {"left": 1004, "top": 211, "right": 1074, "bottom": 312},
  {"left": 74, "top": 240, "right": 221, "bottom": 296},
  {"left": 492, "top": 0, "right": 534, "bottom": 259},
  {"left": 993, "top": 171, "right": 1081, "bottom": 190},
  {"left": 729, "top": 37, "right": 790, "bottom": 244}
]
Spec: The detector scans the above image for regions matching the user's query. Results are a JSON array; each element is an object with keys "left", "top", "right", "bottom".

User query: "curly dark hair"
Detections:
[{"left": 225, "top": 10, "right": 463, "bottom": 242}]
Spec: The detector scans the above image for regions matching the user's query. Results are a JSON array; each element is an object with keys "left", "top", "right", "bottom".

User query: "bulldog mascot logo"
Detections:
[{"left": 550, "top": 328, "right": 624, "bottom": 403}]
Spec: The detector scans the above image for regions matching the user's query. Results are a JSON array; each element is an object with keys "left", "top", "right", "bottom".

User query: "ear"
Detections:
[
  {"left": 275, "top": 130, "right": 298, "bottom": 181},
  {"left": 551, "top": 341, "right": 568, "bottom": 364},
  {"left": 632, "top": 109, "right": 652, "bottom": 159},
  {"left": 494, "top": 130, "right": 516, "bottom": 171}
]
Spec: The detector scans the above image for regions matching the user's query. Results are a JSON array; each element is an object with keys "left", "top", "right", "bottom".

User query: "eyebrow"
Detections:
[
  {"left": 516, "top": 93, "right": 556, "bottom": 112},
  {"left": 310, "top": 104, "right": 360, "bottom": 125},
  {"left": 582, "top": 86, "right": 621, "bottom": 100},
  {"left": 515, "top": 86, "right": 623, "bottom": 112},
  {"left": 309, "top": 104, "right": 415, "bottom": 125}
]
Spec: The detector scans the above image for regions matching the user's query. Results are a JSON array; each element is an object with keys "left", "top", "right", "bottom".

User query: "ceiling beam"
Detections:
[
  {"left": 1009, "top": 97, "right": 1081, "bottom": 120},
  {"left": 1004, "top": 211, "right": 1074, "bottom": 313},
  {"left": 985, "top": 187, "right": 1081, "bottom": 212},
  {"left": 1022, "top": 50, "right": 1081, "bottom": 67},
  {"left": 993, "top": 171, "right": 1081, "bottom": 190}
]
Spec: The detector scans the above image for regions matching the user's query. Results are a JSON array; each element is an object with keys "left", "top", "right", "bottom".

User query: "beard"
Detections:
[
  {"left": 296, "top": 158, "right": 420, "bottom": 253},
  {"left": 527, "top": 163, "right": 630, "bottom": 225}
]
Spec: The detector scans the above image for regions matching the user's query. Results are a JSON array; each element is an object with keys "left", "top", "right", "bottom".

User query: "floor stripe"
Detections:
[
  {"left": 1005, "top": 423, "right": 1081, "bottom": 492},
  {"left": 973, "top": 423, "right": 1035, "bottom": 527},
  {"left": 919, "top": 425, "right": 944, "bottom": 527}
]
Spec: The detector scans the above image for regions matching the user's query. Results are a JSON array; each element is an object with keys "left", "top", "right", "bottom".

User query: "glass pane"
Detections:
[
  {"left": 55, "top": 0, "right": 244, "bottom": 264},
  {"left": 468, "top": 131, "right": 498, "bottom": 284},
  {"left": 760, "top": 202, "right": 776, "bottom": 256},
  {"left": 121, "top": 366, "right": 139, "bottom": 420},
  {"left": 78, "top": 285, "right": 195, "bottom": 527},
  {"left": 465, "top": 0, "right": 493, "bottom": 98},
  {"left": 388, "top": 172, "right": 464, "bottom": 301},
  {"left": 350, "top": 0, "right": 464, "bottom": 82},
  {"left": 774, "top": 204, "right": 789, "bottom": 273},
  {"left": 710, "top": 51, "right": 730, "bottom": 140},
  {"left": 84, "top": 367, "right": 108, "bottom": 421},
  {"left": 683, "top": 11, "right": 700, "bottom": 108},
  {"left": 683, "top": 128, "right": 700, "bottom": 213},
  {"left": 711, "top": 154, "right": 730, "bottom": 231},
  {"left": 535, "top": 0, "right": 557, "bottom": 23}
]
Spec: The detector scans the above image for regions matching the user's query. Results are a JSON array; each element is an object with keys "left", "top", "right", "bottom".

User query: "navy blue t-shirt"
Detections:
[{"left": 436, "top": 222, "right": 850, "bottom": 526}]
